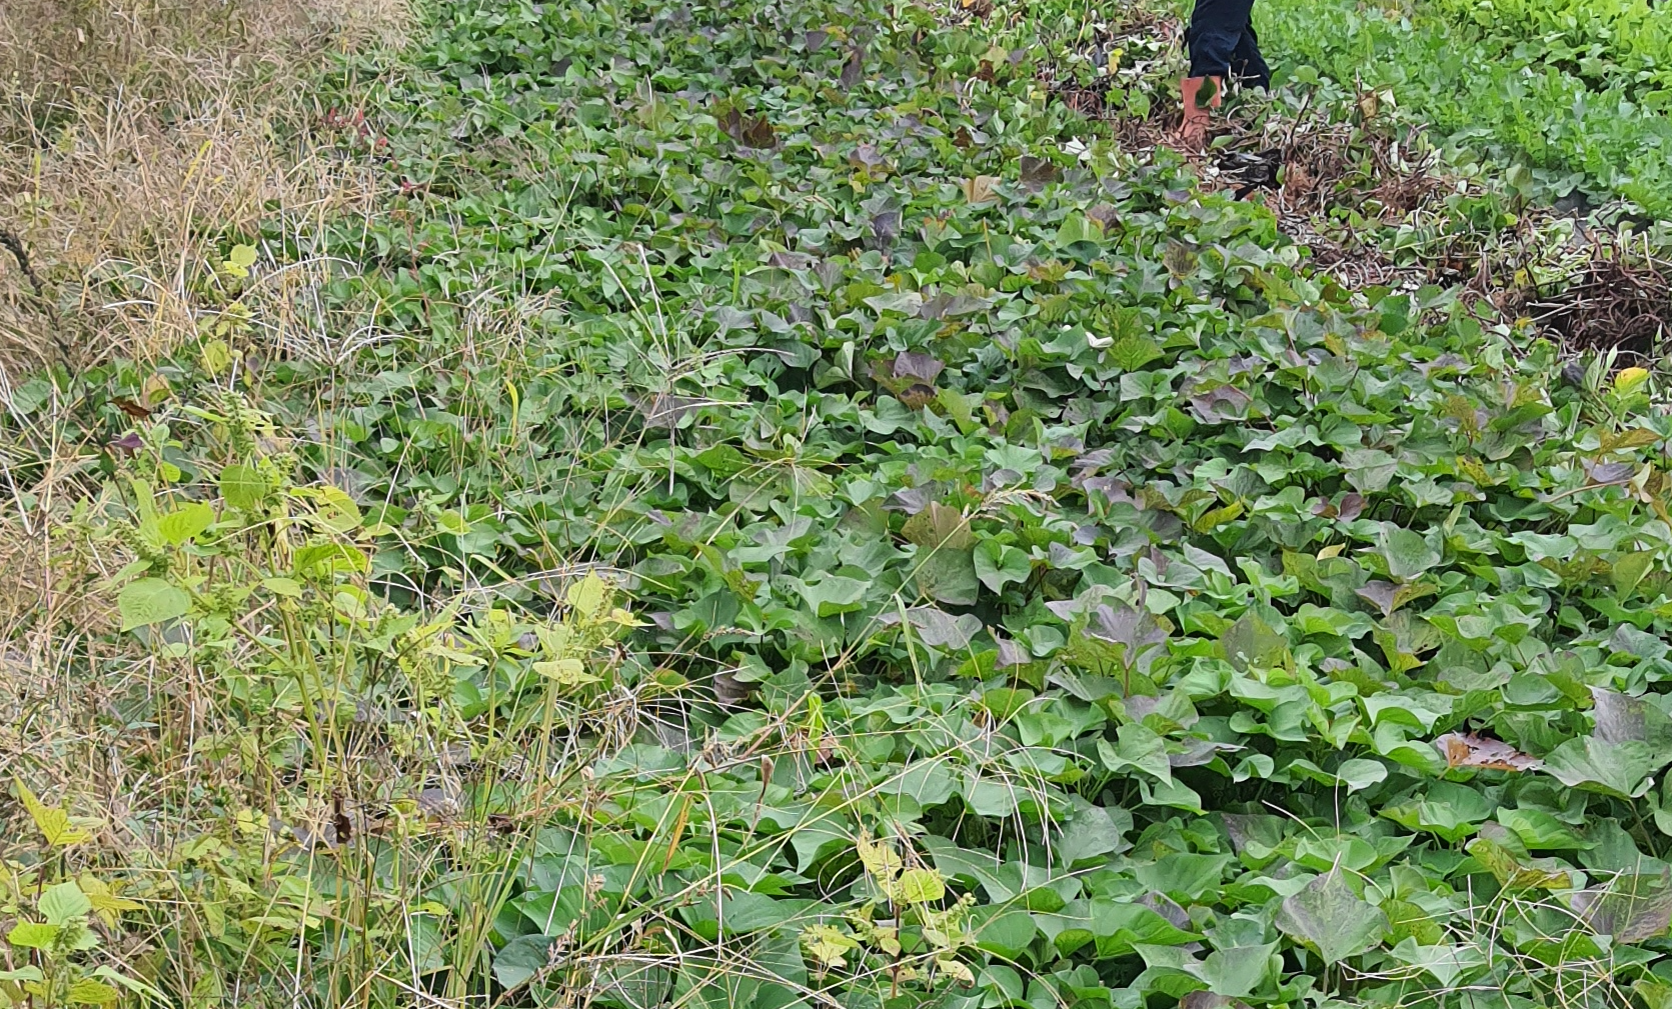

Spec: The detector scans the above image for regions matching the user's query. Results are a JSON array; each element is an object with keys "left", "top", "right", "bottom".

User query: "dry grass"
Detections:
[
  {"left": 0, "top": 0, "right": 404, "bottom": 373},
  {"left": 0, "top": 9, "right": 410, "bottom": 997}
]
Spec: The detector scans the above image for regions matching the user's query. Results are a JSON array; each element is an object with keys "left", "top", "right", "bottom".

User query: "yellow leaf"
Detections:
[
  {"left": 14, "top": 779, "right": 93, "bottom": 848},
  {"left": 937, "top": 958, "right": 975, "bottom": 985},
  {"left": 897, "top": 867, "right": 946, "bottom": 904},
  {"left": 1603, "top": 427, "right": 1663, "bottom": 451},
  {"left": 534, "top": 659, "right": 600, "bottom": 686},
  {"left": 1317, "top": 544, "right": 1344, "bottom": 559},
  {"left": 66, "top": 978, "right": 119, "bottom": 1005},
  {"left": 423, "top": 642, "right": 484, "bottom": 666},
  {"left": 800, "top": 924, "right": 858, "bottom": 967},
  {"left": 220, "top": 244, "right": 257, "bottom": 280},
  {"left": 872, "top": 925, "right": 901, "bottom": 956},
  {"left": 200, "top": 338, "right": 232, "bottom": 377},
  {"left": 1193, "top": 499, "right": 1244, "bottom": 533},
  {"left": 855, "top": 832, "right": 902, "bottom": 883},
  {"left": 606, "top": 606, "right": 645, "bottom": 627},
  {"left": 567, "top": 573, "right": 609, "bottom": 619},
  {"left": 76, "top": 875, "right": 141, "bottom": 928},
  {"left": 1616, "top": 367, "right": 1651, "bottom": 395}
]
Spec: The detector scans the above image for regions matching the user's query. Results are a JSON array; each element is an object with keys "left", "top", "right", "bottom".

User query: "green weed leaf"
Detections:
[
  {"left": 1276, "top": 869, "right": 1388, "bottom": 964},
  {"left": 118, "top": 577, "right": 190, "bottom": 631}
]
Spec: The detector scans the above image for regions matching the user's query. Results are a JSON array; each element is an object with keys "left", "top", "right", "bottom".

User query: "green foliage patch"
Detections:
[
  {"left": 1262, "top": 0, "right": 1672, "bottom": 213},
  {"left": 7, "top": 0, "right": 1672, "bottom": 1005}
]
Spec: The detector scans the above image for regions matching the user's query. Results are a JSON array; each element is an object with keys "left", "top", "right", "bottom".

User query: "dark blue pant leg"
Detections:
[
  {"left": 1233, "top": 23, "right": 1270, "bottom": 88},
  {"left": 1188, "top": 0, "right": 1266, "bottom": 86}
]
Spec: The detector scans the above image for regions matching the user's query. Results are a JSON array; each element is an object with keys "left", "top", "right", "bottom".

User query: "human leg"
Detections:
[
  {"left": 1231, "top": 23, "right": 1270, "bottom": 89},
  {"left": 1186, "top": 0, "right": 1257, "bottom": 80}
]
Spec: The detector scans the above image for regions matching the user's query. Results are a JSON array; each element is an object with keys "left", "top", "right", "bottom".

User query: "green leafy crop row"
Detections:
[
  {"left": 1260, "top": 0, "right": 1672, "bottom": 214},
  {"left": 8, "top": 0, "right": 1672, "bottom": 1004}
]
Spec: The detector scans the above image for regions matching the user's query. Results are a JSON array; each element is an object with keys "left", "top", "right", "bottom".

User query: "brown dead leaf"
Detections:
[
  {"left": 898, "top": 383, "right": 937, "bottom": 410},
  {"left": 1018, "top": 155, "right": 1059, "bottom": 191},
  {"left": 742, "top": 115, "right": 776, "bottom": 149},
  {"left": 717, "top": 105, "right": 744, "bottom": 142},
  {"left": 902, "top": 501, "right": 973, "bottom": 550},
  {"left": 1433, "top": 732, "right": 1540, "bottom": 771},
  {"left": 112, "top": 397, "right": 152, "bottom": 419},
  {"left": 963, "top": 175, "right": 999, "bottom": 204},
  {"left": 893, "top": 351, "right": 944, "bottom": 384},
  {"left": 841, "top": 48, "right": 864, "bottom": 89}
]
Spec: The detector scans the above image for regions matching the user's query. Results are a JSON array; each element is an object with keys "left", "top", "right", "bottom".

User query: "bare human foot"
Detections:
[{"left": 1174, "top": 75, "right": 1223, "bottom": 153}]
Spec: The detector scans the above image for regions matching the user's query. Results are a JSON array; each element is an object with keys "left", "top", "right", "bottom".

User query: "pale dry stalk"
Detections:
[{"left": 0, "top": 0, "right": 404, "bottom": 371}]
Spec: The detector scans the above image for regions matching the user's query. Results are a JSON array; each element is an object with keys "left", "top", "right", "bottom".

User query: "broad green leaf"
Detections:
[
  {"left": 715, "top": 890, "right": 801, "bottom": 933},
  {"left": 157, "top": 502, "right": 214, "bottom": 546},
  {"left": 1498, "top": 807, "right": 1590, "bottom": 850},
  {"left": 913, "top": 548, "right": 979, "bottom": 606},
  {"left": 902, "top": 607, "right": 981, "bottom": 649},
  {"left": 1195, "top": 942, "right": 1278, "bottom": 997},
  {"left": 960, "top": 775, "right": 1020, "bottom": 818},
  {"left": 1380, "top": 782, "right": 1494, "bottom": 842},
  {"left": 1276, "top": 868, "right": 1388, "bottom": 965},
  {"left": 1107, "top": 334, "right": 1165, "bottom": 372},
  {"left": 1383, "top": 898, "right": 1444, "bottom": 946},
  {"left": 1639, "top": 979, "right": 1672, "bottom": 1009},
  {"left": 1543, "top": 737, "right": 1663, "bottom": 799},
  {"left": 1614, "top": 552, "right": 1655, "bottom": 596},
  {"left": 219, "top": 464, "right": 267, "bottom": 510},
  {"left": 1389, "top": 938, "right": 1487, "bottom": 987},
  {"left": 1057, "top": 804, "right": 1132, "bottom": 866},
  {"left": 971, "top": 908, "right": 1037, "bottom": 959},
  {"left": 1134, "top": 852, "right": 1233, "bottom": 901},
  {"left": 312, "top": 486, "right": 364, "bottom": 534},
  {"left": 1380, "top": 526, "right": 1442, "bottom": 581},
  {"left": 974, "top": 540, "right": 1031, "bottom": 593},
  {"left": 1098, "top": 722, "right": 1172, "bottom": 781},
  {"left": 6, "top": 921, "right": 59, "bottom": 949},
  {"left": 39, "top": 881, "right": 92, "bottom": 926},
  {"left": 798, "top": 575, "right": 869, "bottom": 616},
  {"left": 979, "top": 687, "right": 1033, "bottom": 720},
  {"left": 118, "top": 577, "right": 190, "bottom": 631},
  {"left": 1288, "top": 758, "right": 1387, "bottom": 793},
  {"left": 263, "top": 576, "right": 305, "bottom": 598},
  {"left": 1139, "top": 776, "right": 1205, "bottom": 814},
  {"left": 1085, "top": 898, "right": 1201, "bottom": 956},
  {"left": 492, "top": 935, "right": 553, "bottom": 988},
  {"left": 1221, "top": 611, "right": 1289, "bottom": 672},
  {"left": 880, "top": 761, "right": 956, "bottom": 807},
  {"left": 1465, "top": 837, "right": 1573, "bottom": 890}
]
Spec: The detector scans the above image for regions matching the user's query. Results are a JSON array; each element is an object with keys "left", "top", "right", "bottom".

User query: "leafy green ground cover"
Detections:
[
  {"left": 1261, "top": 0, "right": 1672, "bottom": 214},
  {"left": 9, "top": 0, "right": 1672, "bottom": 1006}
]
